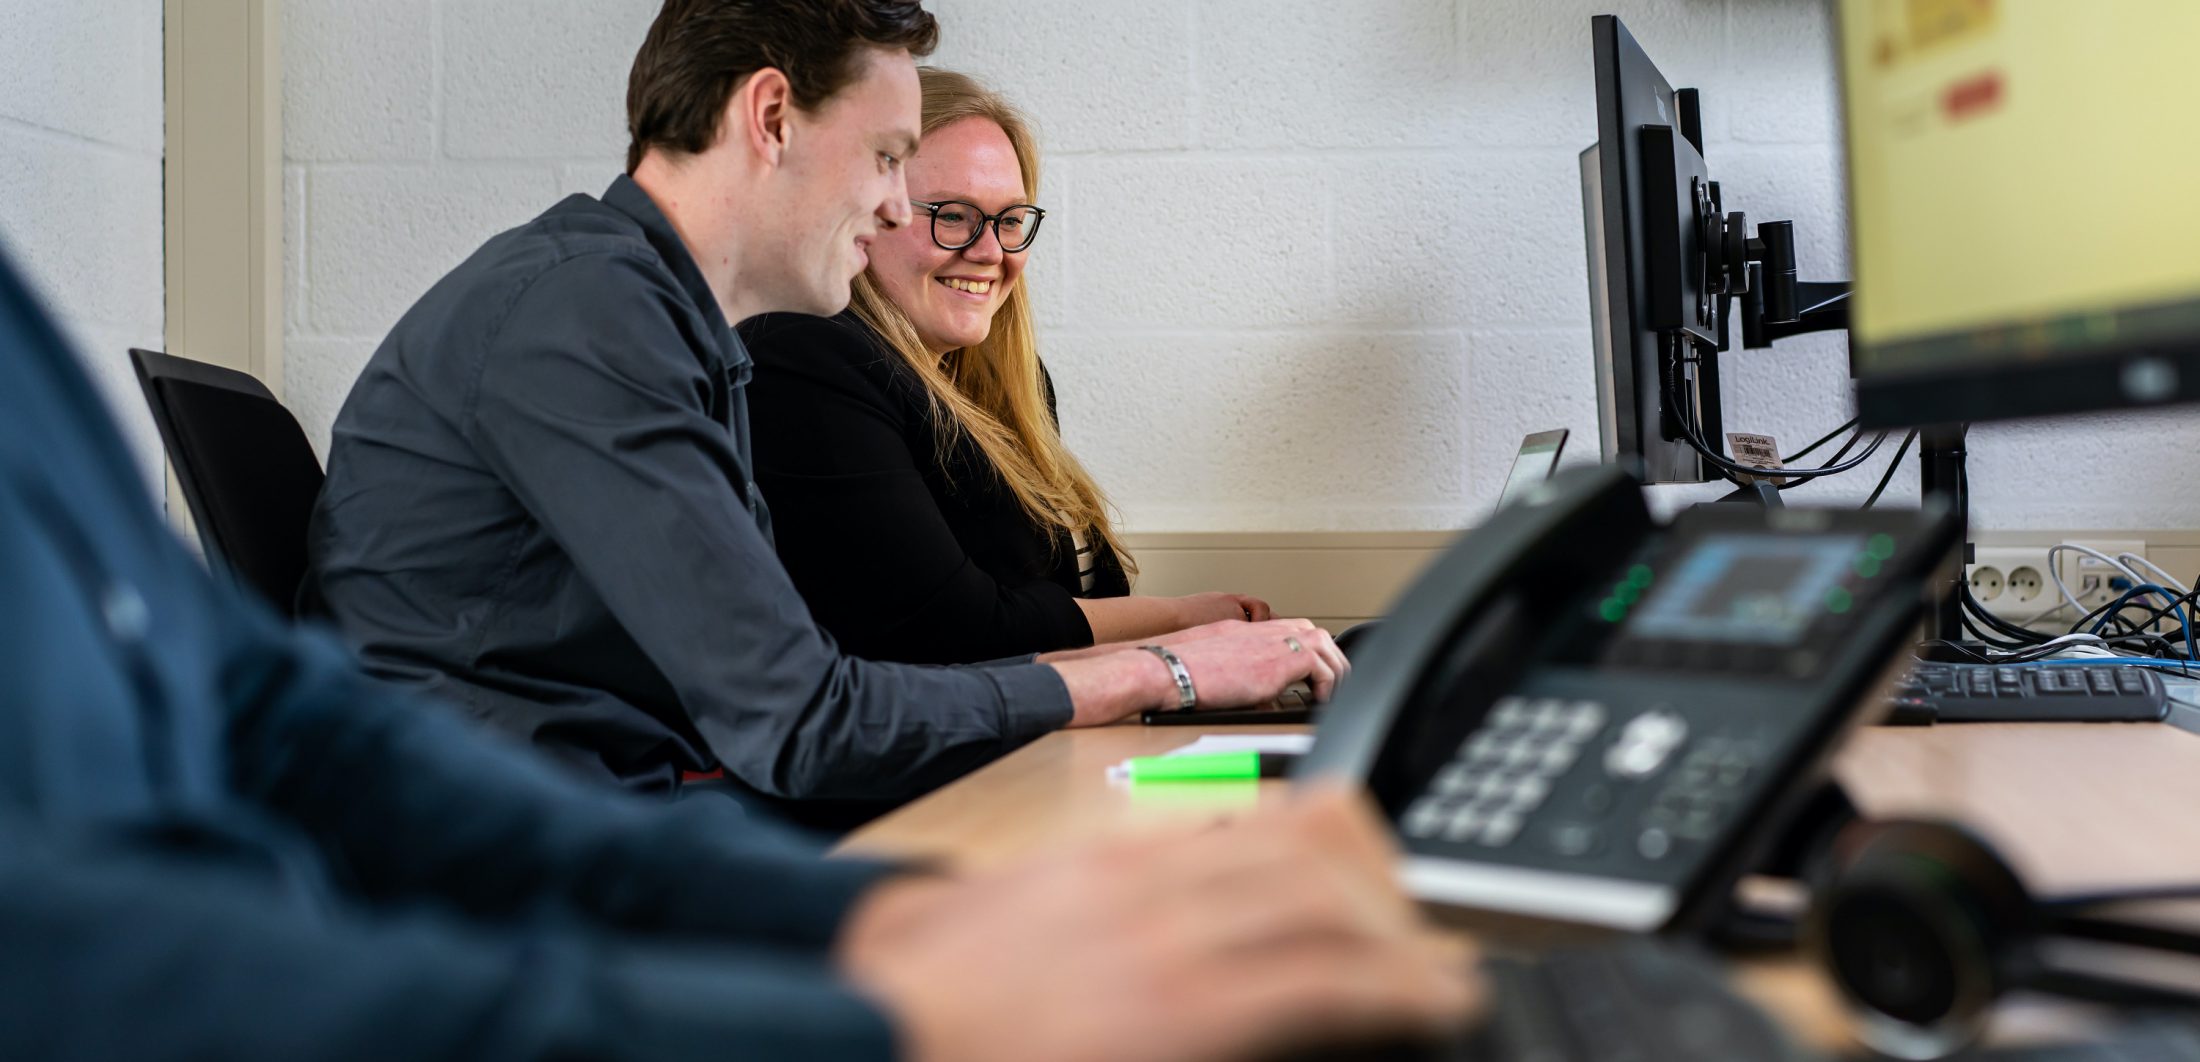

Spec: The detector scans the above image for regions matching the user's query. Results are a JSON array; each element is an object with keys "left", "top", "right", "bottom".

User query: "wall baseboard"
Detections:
[
  {"left": 1124, "top": 528, "right": 2200, "bottom": 634},
  {"left": 1124, "top": 531, "right": 1456, "bottom": 632}
]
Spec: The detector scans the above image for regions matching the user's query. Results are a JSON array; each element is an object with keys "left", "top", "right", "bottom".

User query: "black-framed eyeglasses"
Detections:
[{"left": 910, "top": 199, "right": 1047, "bottom": 254}]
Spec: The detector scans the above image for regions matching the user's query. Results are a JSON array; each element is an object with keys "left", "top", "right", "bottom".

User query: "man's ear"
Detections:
[{"left": 726, "top": 67, "right": 795, "bottom": 168}]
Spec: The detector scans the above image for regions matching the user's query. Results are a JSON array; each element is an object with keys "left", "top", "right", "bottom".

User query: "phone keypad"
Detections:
[
  {"left": 1639, "top": 737, "right": 1762, "bottom": 847},
  {"left": 1401, "top": 697, "right": 1608, "bottom": 849}
]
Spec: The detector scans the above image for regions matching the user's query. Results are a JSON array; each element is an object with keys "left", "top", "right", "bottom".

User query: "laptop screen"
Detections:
[{"left": 1496, "top": 430, "right": 1569, "bottom": 512}]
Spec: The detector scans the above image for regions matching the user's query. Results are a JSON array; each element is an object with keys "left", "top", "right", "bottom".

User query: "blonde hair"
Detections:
[{"left": 848, "top": 67, "right": 1134, "bottom": 577}]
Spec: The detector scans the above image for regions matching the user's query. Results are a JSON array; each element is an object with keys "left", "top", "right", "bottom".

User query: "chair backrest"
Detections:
[{"left": 129, "top": 348, "right": 325, "bottom": 617}]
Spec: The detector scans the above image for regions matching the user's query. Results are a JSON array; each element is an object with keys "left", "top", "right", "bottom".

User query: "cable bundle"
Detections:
[{"left": 1934, "top": 572, "right": 2199, "bottom": 679}]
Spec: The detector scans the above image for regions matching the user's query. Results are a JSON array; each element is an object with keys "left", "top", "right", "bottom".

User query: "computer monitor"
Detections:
[
  {"left": 1842, "top": 2, "right": 2200, "bottom": 427},
  {"left": 1584, "top": 17, "right": 1860, "bottom": 491},
  {"left": 1583, "top": 15, "right": 1725, "bottom": 485}
]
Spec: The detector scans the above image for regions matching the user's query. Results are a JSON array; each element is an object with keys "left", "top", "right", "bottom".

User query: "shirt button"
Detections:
[{"left": 102, "top": 582, "right": 150, "bottom": 643}]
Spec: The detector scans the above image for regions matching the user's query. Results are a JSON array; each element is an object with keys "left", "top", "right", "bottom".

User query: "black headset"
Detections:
[{"left": 1807, "top": 818, "right": 2200, "bottom": 1059}]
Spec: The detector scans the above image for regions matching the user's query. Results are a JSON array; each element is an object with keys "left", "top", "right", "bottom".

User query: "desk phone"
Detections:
[{"left": 1300, "top": 466, "right": 1959, "bottom": 932}]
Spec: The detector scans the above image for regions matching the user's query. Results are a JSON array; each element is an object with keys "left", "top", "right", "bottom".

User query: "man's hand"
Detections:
[
  {"left": 1050, "top": 619, "right": 1351, "bottom": 726},
  {"left": 839, "top": 787, "right": 1483, "bottom": 1062},
  {"left": 1167, "top": 618, "right": 1350, "bottom": 706}
]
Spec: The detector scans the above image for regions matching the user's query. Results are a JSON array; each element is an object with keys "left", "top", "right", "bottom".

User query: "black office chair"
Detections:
[{"left": 129, "top": 348, "right": 325, "bottom": 617}]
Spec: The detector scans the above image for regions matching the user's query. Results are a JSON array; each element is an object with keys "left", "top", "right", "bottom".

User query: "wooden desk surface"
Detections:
[
  {"left": 843, "top": 724, "right": 1308, "bottom": 869},
  {"left": 843, "top": 720, "right": 2200, "bottom": 1051}
]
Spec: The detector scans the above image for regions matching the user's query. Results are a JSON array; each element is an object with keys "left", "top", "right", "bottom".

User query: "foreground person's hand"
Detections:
[{"left": 839, "top": 786, "right": 1484, "bottom": 1062}]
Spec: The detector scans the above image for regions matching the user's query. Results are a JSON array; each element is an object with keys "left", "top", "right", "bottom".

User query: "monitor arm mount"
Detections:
[
  {"left": 1689, "top": 184, "right": 1970, "bottom": 641},
  {"left": 1690, "top": 183, "right": 1850, "bottom": 352}
]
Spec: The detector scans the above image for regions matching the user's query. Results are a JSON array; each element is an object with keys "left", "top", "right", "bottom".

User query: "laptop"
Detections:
[{"left": 1494, "top": 429, "right": 1569, "bottom": 513}]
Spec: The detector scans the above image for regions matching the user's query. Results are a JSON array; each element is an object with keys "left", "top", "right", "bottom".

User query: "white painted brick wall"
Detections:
[
  {"left": 285, "top": 1, "right": 439, "bottom": 162},
  {"left": 442, "top": 0, "right": 660, "bottom": 160},
  {"left": 0, "top": 1, "right": 166, "bottom": 494},
  {"left": 283, "top": 0, "right": 2200, "bottom": 532},
  {"left": 304, "top": 163, "right": 561, "bottom": 335}
]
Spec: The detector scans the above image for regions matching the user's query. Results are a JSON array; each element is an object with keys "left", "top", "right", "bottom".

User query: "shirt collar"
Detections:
[{"left": 600, "top": 174, "right": 748, "bottom": 372}]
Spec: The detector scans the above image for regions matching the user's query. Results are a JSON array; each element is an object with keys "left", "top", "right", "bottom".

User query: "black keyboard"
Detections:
[
  {"left": 1454, "top": 941, "right": 1818, "bottom": 1061},
  {"left": 1884, "top": 661, "right": 2170, "bottom": 724},
  {"left": 1303, "top": 939, "right": 2200, "bottom": 1062},
  {"left": 1298, "top": 940, "right": 1818, "bottom": 1061}
]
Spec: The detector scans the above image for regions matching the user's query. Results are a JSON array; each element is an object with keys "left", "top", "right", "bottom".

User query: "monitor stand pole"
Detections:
[{"left": 1919, "top": 424, "right": 1970, "bottom": 643}]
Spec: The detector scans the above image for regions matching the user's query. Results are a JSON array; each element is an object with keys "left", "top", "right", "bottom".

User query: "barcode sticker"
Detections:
[{"left": 1726, "top": 433, "right": 1786, "bottom": 486}]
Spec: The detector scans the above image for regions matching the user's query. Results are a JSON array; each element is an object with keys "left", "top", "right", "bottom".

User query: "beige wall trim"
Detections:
[
  {"left": 164, "top": 0, "right": 283, "bottom": 390},
  {"left": 1122, "top": 528, "right": 2200, "bottom": 635},
  {"left": 1123, "top": 531, "right": 1460, "bottom": 631},
  {"left": 1970, "top": 530, "right": 2200, "bottom": 548}
]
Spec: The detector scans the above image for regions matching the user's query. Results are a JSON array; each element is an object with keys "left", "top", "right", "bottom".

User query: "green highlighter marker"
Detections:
[{"left": 1125, "top": 750, "right": 1302, "bottom": 782}]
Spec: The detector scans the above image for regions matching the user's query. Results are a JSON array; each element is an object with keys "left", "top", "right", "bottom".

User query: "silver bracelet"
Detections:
[{"left": 1139, "top": 645, "right": 1197, "bottom": 711}]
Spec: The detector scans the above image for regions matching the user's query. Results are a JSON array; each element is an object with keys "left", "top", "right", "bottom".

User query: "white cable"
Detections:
[
  {"left": 1988, "top": 633, "right": 2108, "bottom": 657},
  {"left": 2024, "top": 546, "right": 2084, "bottom": 626},
  {"left": 2018, "top": 543, "right": 2157, "bottom": 627},
  {"left": 2063, "top": 545, "right": 2176, "bottom": 637},
  {"left": 1966, "top": 633, "right": 2109, "bottom": 660},
  {"left": 2119, "top": 552, "right": 2190, "bottom": 596},
  {"left": 2059, "top": 543, "right": 2153, "bottom": 587},
  {"left": 2015, "top": 543, "right": 2089, "bottom": 626}
]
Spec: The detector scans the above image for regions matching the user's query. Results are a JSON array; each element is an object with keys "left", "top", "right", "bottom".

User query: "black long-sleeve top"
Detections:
[
  {"left": 741, "top": 312, "right": 1130, "bottom": 666},
  {"left": 0, "top": 242, "right": 902, "bottom": 1059},
  {"left": 303, "top": 176, "right": 1071, "bottom": 803}
]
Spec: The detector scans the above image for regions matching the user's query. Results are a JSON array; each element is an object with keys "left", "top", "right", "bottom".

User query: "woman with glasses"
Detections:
[{"left": 741, "top": 68, "right": 1270, "bottom": 666}]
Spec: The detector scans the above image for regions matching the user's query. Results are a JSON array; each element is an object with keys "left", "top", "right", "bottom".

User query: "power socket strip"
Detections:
[
  {"left": 1967, "top": 540, "right": 2149, "bottom": 631},
  {"left": 1968, "top": 546, "right": 2055, "bottom": 625}
]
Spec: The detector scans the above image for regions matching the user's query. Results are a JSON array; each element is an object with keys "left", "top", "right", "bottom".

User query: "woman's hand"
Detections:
[
  {"left": 1172, "top": 591, "right": 1272, "bottom": 626},
  {"left": 1072, "top": 592, "right": 1270, "bottom": 646},
  {"left": 1142, "top": 616, "right": 1274, "bottom": 649}
]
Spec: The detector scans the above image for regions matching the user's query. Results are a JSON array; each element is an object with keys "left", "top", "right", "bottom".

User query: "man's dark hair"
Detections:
[{"left": 625, "top": 0, "right": 939, "bottom": 173}]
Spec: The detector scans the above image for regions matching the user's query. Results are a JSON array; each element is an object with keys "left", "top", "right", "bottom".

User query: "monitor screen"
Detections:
[
  {"left": 1843, "top": 0, "right": 2200, "bottom": 425},
  {"left": 1584, "top": 16, "right": 1727, "bottom": 484}
]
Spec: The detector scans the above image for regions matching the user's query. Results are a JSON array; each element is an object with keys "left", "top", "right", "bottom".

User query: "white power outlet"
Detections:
[
  {"left": 1968, "top": 540, "right": 2148, "bottom": 630},
  {"left": 1967, "top": 563, "right": 2005, "bottom": 604}
]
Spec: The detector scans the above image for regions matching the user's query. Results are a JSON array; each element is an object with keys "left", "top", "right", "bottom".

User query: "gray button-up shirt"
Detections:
[{"left": 304, "top": 176, "right": 1073, "bottom": 801}]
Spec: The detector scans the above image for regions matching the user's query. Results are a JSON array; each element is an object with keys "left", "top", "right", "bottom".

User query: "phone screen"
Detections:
[{"left": 1624, "top": 534, "right": 1866, "bottom": 646}]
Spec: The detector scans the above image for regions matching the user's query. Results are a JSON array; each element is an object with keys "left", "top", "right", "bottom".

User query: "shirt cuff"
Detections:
[
  {"left": 664, "top": 843, "right": 910, "bottom": 952},
  {"left": 604, "top": 943, "right": 900, "bottom": 1059},
  {"left": 603, "top": 794, "right": 913, "bottom": 952},
  {"left": 758, "top": 855, "right": 911, "bottom": 949},
  {"left": 1023, "top": 576, "right": 1096, "bottom": 649},
  {"left": 980, "top": 662, "right": 1075, "bottom": 746}
]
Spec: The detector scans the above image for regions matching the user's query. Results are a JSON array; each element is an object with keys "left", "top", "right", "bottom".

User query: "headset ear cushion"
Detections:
[{"left": 1807, "top": 819, "right": 2034, "bottom": 1059}]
